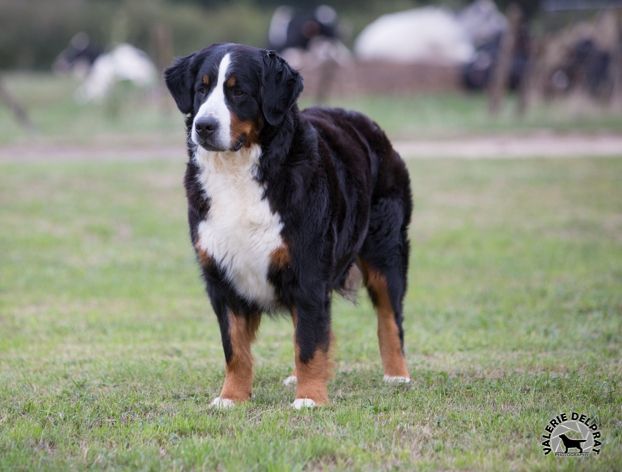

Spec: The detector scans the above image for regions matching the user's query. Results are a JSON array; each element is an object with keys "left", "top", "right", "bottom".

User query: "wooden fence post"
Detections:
[{"left": 488, "top": 3, "right": 522, "bottom": 115}]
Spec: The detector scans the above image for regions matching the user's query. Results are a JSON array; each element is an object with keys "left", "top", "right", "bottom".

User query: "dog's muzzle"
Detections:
[{"left": 194, "top": 117, "right": 221, "bottom": 149}]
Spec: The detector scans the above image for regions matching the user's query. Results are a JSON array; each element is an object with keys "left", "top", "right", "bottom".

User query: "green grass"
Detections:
[
  {"left": 1, "top": 73, "right": 622, "bottom": 146},
  {"left": 1, "top": 156, "right": 620, "bottom": 470},
  {"left": 0, "top": 74, "right": 181, "bottom": 146}
]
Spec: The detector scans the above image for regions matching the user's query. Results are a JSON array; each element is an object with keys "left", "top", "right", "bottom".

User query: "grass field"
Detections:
[
  {"left": 1, "top": 73, "right": 622, "bottom": 146},
  {"left": 1, "top": 153, "right": 621, "bottom": 470}
]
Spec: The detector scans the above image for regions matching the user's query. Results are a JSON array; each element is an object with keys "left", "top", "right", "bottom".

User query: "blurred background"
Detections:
[
  {"left": 1, "top": 0, "right": 621, "bottom": 150},
  {"left": 2, "top": 4, "right": 621, "bottom": 469}
]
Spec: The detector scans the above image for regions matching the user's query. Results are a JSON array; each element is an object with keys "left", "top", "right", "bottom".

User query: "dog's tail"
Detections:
[{"left": 336, "top": 263, "right": 363, "bottom": 303}]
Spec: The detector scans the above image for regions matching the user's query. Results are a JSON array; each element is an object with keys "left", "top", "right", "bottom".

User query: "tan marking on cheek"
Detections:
[
  {"left": 361, "top": 261, "right": 410, "bottom": 378},
  {"left": 230, "top": 112, "right": 260, "bottom": 148},
  {"left": 270, "top": 245, "right": 290, "bottom": 270},
  {"left": 220, "top": 312, "right": 261, "bottom": 402},
  {"left": 202, "top": 74, "right": 210, "bottom": 86}
]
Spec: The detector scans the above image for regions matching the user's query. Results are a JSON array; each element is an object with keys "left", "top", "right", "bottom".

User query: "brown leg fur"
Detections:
[
  {"left": 294, "top": 345, "right": 331, "bottom": 405},
  {"left": 219, "top": 312, "right": 261, "bottom": 402},
  {"left": 292, "top": 309, "right": 332, "bottom": 404},
  {"left": 361, "top": 261, "right": 410, "bottom": 378}
]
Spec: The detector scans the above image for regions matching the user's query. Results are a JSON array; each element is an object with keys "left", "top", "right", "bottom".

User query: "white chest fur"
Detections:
[{"left": 194, "top": 145, "right": 283, "bottom": 309}]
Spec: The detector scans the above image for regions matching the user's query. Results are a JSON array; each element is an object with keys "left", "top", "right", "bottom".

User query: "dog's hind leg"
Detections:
[{"left": 360, "top": 197, "right": 411, "bottom": 383}]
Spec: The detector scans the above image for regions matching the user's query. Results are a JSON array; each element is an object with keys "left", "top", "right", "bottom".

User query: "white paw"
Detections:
[
  {"left": 383, "top": 375, "right": 411, "bottom": 384},
  {"left": 292, "top": 398, "right": 316, "bottom": 409},
  {"left": 209, "top": 397, "right": 235, "bottom": 409},
  {"left": 283, "top": 375, "right": 298, "bottom": 387}
]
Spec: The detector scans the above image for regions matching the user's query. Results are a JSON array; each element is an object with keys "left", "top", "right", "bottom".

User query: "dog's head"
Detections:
[{"left": 164, "top": 43, "right": 303, "bottom": 152}]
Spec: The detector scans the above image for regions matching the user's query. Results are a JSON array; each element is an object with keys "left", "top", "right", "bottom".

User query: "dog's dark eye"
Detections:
[
  {"left": 197, "top": 86, "right": 207, "bottom": 96},
  {"left": 231, "top": 87, "right": 245, "bottom": 98}
]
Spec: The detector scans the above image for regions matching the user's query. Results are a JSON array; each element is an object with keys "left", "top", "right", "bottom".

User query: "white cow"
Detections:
[
  {"left": 354, "top": 7, "right": 475, "bottom": 64},
  {"left": 76, "top": 43, "right": 157, "bottom": 102}
]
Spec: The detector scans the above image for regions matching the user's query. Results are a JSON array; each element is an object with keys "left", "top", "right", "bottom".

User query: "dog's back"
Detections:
[{"left": 300, "top": 106, "right": 412, "bottom": 285}]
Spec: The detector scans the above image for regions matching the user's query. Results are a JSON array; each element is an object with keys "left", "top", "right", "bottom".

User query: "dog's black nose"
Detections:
[{"left": 195, "top": 117, "right": 219, "bottom": 139}]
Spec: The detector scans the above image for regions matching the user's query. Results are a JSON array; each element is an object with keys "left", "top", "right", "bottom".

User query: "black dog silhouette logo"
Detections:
[
  {"left": 558, "top": 433, "right": 587, "bottom": 453},
  {"left": 541, "top": 412, "right": 602, "bottom": 456}
]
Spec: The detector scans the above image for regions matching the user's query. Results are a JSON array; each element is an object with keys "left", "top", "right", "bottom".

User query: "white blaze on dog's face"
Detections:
[
  {"left": 191, "top": 53, "right": 232, "bottom": 151},
  {"left": 164, "top": 43, "right": 304, "bottom": 153}
]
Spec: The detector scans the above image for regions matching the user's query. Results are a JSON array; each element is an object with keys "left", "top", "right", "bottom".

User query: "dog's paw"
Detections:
[
  {"left": 210, "top": 397, "right": 235, "bottom": 409},
  {"left": 292, "top": 398, "right": 316, "bottom": 409},
  {"left": 383, "top": 375, "right": 411, "bottom": 384},
  {"left": 283, "top": 375, "right": 297, "bottom": 387}
]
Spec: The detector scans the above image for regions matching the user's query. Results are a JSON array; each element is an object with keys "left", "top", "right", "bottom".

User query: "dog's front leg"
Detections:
[
  {"left": 211, "top": 310, "right": 261, "bottom": 408},
  {"left": 291, "top": 293, "right": 333, "bottom": 408}
]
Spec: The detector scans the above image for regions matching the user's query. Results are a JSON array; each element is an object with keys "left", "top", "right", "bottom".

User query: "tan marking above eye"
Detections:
[
  {"left": 202, "top": 74, "right": 210, "bottom": 86},
  {"left": 226, "top": 75, "right": 237, "bottom": 88}
]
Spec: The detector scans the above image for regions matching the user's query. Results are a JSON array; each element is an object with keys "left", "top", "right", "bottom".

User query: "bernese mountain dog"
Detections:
[{"left": 164, "top": 43, "right": 412, "bottom": 409}]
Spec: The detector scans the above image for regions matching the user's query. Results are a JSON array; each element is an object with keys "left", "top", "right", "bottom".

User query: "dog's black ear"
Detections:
[
  {"left": 261, "top": 50, "right": 303, "bottom": 126},
  {"left": 164, "top": 53, "right": 196, "bottom": 114}
]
